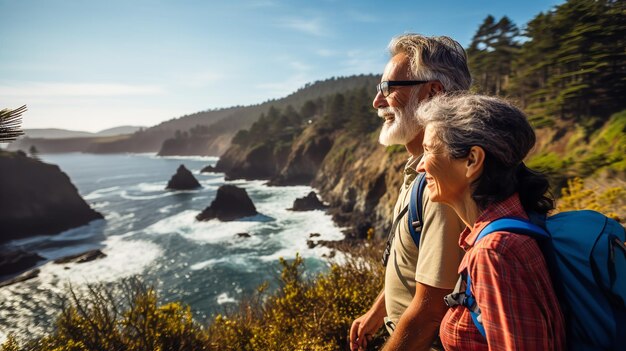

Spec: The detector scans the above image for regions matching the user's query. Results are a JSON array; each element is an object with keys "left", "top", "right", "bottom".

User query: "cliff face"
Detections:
[
  {"left": 270, "top": 125, "right": 334, "bottom": 186},
  {"left": 311, "top": 135, "right": 406, "bottom": 238},
  {"left": 216, "top": 119, "right": 406, "bottom": 238},
  {"left": 0, "top": 151, "right": 103, "bottom": 243}
]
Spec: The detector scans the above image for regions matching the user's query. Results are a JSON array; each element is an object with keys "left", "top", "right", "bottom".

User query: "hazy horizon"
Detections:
[{"left": 1, "top": 0, "right": 564, "bottom": 132}]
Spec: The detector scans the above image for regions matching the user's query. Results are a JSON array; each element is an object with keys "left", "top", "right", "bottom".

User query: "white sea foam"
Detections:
[
  {"left": 136, "top": 182, "right": 168, "bottom": 192},
  {"left": 154, "top": 155, "right": 219, "bottom": 162},
  {"left": 158, "top": 203, "right": 182, "bottom": 214},
  {"left": 216, "top": 292, "right": 237, "bottom": 305},
  {"left": 146, "top": 210, "right": 259, "bottom": 244},
  {"left": 105, "top": 211, "right": 135, "bottom": 221},
  {"left": 84, "top": 186, "right": 121, "bottom": 200},
  {"left": 92, "top": 201, "right": 110, "bottom": 209},
  {"left": 38, "top": 235, "right": 162, "bottom": 284},
  {"left": 190, "top": 254, "right": 258, "bottom": 272},
  {"left": 96, "top": 173, "right": 147, "bottom": 183},
  {"left": 120, "top": 190, "right": 176, "bottom": 200},
  {"left": 200, "top": 177, "right": 226, "bottom": 186}
]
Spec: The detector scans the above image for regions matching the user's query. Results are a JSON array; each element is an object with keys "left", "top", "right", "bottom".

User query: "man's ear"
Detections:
[
  {"left": 466, "top": 146, "right": 485, "bottom": 180},
  {"left": 429, "top": 81, "right": 445, "bottom": 97}
]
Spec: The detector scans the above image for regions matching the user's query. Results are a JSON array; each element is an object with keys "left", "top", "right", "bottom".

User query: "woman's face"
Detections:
[{"left": 417, "top": 125, "right": 470, "bottom": 205}]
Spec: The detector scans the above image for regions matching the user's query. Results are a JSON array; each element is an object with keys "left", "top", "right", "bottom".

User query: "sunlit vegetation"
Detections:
[
  {"left": 556, "top": 177, "right": 626, "bottom": 223},
  {"left": 2, "top": 241, "right": 386, "bottom": 351}
]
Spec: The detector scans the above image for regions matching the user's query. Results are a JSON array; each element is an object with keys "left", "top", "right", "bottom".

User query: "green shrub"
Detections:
[{"left": 3, "top": 241, "right": 387, "bottom": 351}]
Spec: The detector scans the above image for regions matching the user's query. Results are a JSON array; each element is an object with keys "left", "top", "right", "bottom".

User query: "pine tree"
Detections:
[{"left": 467, "top": 16, "right": 520, "bottom": 95}]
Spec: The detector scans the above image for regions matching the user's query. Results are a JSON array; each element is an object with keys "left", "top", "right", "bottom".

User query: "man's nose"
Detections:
[{"left": 372, "top": 90, "right": 388, "bottom": 109}]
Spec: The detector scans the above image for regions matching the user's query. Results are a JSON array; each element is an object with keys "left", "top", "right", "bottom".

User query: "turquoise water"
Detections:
[{"left": 0, "top": 153, "right": 343, "bottom": 341}]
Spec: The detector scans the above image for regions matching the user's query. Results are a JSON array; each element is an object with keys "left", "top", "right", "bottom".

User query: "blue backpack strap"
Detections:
[
  {"left": 477, "top": 217, "right": 550, "bottom": 241},
  {"left": 463, "top": 217, "right": 549, "bottom": 338},
  {"left": 407, "top": 173, "right": 427, "bottom": 247}
]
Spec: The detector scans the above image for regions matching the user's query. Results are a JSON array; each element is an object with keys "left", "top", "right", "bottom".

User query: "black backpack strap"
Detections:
[{"left": 381, "top": 204, "right": 409, "bottom": 267}]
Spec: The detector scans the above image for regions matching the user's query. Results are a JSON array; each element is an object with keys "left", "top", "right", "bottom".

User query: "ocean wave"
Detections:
[
  {"left": 145, "top": 210, "right": 261, "bottom": 244},
  {"left": 39, "top": 235, "right": 162, "bottom": 284},
  {"left": 136, "top": 182, "right": 168, "bottom": 192},
  {"left": 153, "top": 155, "right": 219, "bottom": 162},
  {"left": 96, "top": 174, "right": 147, "bottom": 184},
  {"left": 84, "top": 186, "right": 121, "bottom": 200}
]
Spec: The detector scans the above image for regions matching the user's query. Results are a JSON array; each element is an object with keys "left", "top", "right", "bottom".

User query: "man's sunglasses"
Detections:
[{"left": 376, "top": 80, "right": 429, "bottom": 97}]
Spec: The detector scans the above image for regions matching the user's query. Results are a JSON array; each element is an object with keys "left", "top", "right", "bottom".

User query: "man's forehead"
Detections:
[{"left": 383, "top": 53, "right": 410, "bottom": 80}]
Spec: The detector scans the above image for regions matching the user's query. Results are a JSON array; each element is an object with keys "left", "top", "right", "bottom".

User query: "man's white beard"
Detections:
[{"left": 378, "top": 104, "right": 421, "bottom": 146}]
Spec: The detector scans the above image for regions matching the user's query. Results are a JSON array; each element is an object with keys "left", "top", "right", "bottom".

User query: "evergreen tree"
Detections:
[
  {"left": 510, "top": 0, "right": 625, "bottom": 123},
  {"left": 468, "top": 15, "right": 520, "bottom": 95}
]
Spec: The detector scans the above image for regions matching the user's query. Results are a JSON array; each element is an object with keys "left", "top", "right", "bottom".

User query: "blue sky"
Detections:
[{"left": 1, "top": 0, "right": 564, "bottom": 132}]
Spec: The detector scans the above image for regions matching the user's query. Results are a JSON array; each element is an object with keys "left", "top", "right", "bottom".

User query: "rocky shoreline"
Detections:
[
  {"left": 0, "top": 150, "right": 104, "bottom": 283},
  {"left": 212, "top": 122, "right": 406, "bottom": 240}
]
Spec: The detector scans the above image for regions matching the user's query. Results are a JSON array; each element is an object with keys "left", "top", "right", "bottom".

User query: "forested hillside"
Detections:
[
  {"left": 215, "top": 0, "right": 626, "bottom": 239},
  {"left": 468, "top": 0, "right": 625, "bottom": 194}
]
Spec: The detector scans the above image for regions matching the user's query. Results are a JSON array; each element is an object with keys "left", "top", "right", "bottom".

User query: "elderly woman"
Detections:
[{"left": 415, "top": 94, "right": 565, "bottom": 350}]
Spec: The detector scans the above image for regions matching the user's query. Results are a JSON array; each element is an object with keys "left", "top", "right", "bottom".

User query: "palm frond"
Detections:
[{"left": 0, "top": 105, "right": 27, "bottom": 143}]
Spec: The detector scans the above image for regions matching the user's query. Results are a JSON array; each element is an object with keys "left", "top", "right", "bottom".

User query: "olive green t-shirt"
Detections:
[{"left": 384, "top": 156, "right": 466, "bottom": 325}]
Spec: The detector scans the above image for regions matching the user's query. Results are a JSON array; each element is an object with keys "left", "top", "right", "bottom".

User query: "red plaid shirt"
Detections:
[{"left": 440, "top": 194, "right": 565, "bottom": 351}]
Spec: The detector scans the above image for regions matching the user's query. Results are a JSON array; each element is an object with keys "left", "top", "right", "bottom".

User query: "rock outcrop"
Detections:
[
  {"left": 311, "top": 139, "right": 406, "bottom": 240},
  {"left": 53, "top": 249, "right": 107, "bottom": 264},
  {"left": 0, "top": 150, "right": 104, "bottom": 244},
  {"left": 196, "top": 185, "right": 258, "bottom": 221},
  {"left": 216, "top": 143, "right": 290, "bottom": 181},
  {"left": 0, "top": 249, "right": 44, "bottom": 277},
  {"left": 269, "top": 129, "right": 333, "bottom": 186},
  {"left": 289, "top": 191, "right": 327, "bottom": 211},
  {"left": 0, "top": 269, "right": 40, "bottom": 288},
  {"left": 166, "top": 165, "right": 201, "bottom": 190},
  {"left": 200, "top": 165, "right": 217, "bottom": 173}
]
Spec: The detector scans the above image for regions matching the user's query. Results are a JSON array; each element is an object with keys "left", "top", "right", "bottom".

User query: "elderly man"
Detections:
[{"left": 349, "top": 34, "right": 471, "bottom": 351}]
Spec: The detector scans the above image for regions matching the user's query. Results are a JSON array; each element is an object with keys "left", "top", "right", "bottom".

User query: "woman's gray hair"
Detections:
[
  {"left": 389, "top": 34, "right": 472, "bottom": 92},
  {"left": 417, "top": 94, "right": 535, "bottom": 166},
  {"left": 417, "top": 93, "right": 553, "bottom": 212}
]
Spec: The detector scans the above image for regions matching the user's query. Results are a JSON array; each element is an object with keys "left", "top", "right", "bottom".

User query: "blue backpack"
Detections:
[{"left": 444, "top": 210, "right": 626, "bottom": 351}]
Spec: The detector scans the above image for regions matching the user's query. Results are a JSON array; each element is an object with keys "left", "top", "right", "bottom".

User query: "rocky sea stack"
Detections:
[
  {"left": 200, "top": 165, "right": 217, "bottom": 173},
  {"left": 0, "top": 150, "right": 103, "bottom": 244},
  {"left": 290, "top": 191, "right": 327, "bottom": 211},
  {"left": 196, "top": 185, "right": 257, "bottom": 221},
  {"left": 166, "top": 164, "right": 201, "bottom": 190}
]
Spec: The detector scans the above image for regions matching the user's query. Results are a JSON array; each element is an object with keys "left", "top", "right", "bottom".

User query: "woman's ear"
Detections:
[{"left": 466, "top": 146, "right": 485, "bottom": 180}]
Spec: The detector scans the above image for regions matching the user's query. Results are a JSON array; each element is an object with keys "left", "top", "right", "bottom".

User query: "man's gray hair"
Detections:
[{"left": 389, "top": 34, "right": 472, "bottom": 92}]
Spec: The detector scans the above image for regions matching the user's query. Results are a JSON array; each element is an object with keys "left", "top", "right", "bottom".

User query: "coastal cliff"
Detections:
[
  {"left": 213, "top": 85, "right": 406, "bottom": 239},
  {"left": 0, "top": 150, "right": 103, "bottom": 244}
]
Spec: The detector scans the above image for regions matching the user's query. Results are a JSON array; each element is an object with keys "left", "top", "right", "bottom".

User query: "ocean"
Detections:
[{"left": 0, "top": 153, "right": 344, "bottom": 342}]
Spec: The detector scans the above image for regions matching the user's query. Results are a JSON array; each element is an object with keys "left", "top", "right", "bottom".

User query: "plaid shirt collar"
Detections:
[{"left": 459, "top": 193, "right": 528, "bottom": 251}]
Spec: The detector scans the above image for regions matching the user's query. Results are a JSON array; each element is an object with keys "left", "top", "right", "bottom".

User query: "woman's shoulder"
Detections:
[{"left": 472, "top": 231, "right": 540, "bottom": 259}]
